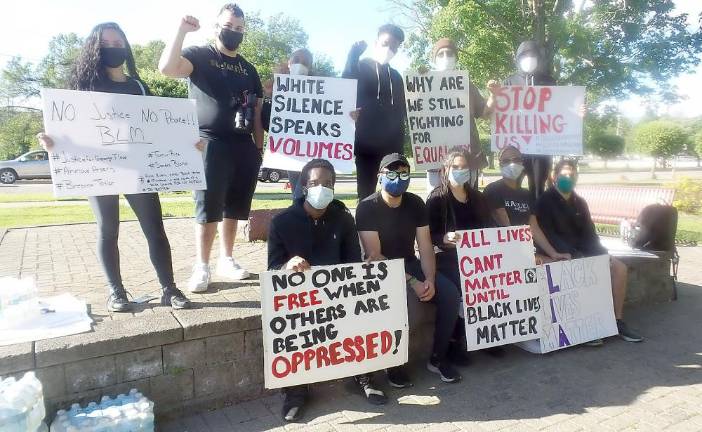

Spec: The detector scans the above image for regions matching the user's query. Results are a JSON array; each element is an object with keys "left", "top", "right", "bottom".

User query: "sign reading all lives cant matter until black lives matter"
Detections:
[
  {"left": 490, "top": 85, "right": 585, "bottom": 156},
  {"left": 41, "top": 88, "right": 205, "bottom": 197},
  {"left": 456, "top": 226, "right": 541, "bottom": 350},
  {"left": 519, "top": 255, "right": 618, "bottom": 354},
  {"left": 260, "top": 259, "right": 408, "bottom": 389},
  {"left": 262, "top": 74, "right": 357, "bottom": 173},
  {"left": 404, "top": 71, "right": 471, "bottom": 171}
]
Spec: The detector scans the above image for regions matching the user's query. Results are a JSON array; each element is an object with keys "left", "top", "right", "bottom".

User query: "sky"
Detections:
[{"left": 2, "top": 0, "right": 701, "bottom": 120}]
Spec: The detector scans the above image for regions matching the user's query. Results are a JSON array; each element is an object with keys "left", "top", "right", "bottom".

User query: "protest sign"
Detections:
[
  {"left": 490, "top": 85, "right": 585, "bottom": 156},
  {"left": 41, "top": 88, "right": 205, "bottom": 197},
  {"left": 456, "top": 226, "right": 541, "bottom": 350},
  {"left": 263, "top": 75, "right": 357, "bottom": 173},
  {"left": 404, "top": 71, "right": 471, "bottom": 171},
  {"left": 519, "top": 255, "right": 618, "bottom": 354},
  {"left": 260, "top": 259, "right": 408, "bottom": 389}
]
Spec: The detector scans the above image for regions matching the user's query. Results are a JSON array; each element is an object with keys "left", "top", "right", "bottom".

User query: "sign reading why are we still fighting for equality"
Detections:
[
  {"left": 262, "top": 74, "right": 357, "bottom": 173},
  {"left": 41, "top": 89, "right": 205, "bottom": 197},
  {"left": 260, "top": 259, "right": 408, "bottom": 389},
  {"left": 404, "top": 71, "right": 471, "bottom": 171},
  {"left": 490, "top": 85, "right": 585, "bottom": 156},
  {"left": 456, "top": 226, "right": 542, "bottom": 350}
]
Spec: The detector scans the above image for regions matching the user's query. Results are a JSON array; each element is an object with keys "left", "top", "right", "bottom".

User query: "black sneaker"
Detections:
[
  {"left": 617, "top": 320, "right": 644, "bottom": 343},
  {"left": 385, "top": 366, "right": 413, "bottom": 389},
  {"left": 107, "top": 287, "right": 132, "bottom": 312},
  {"left": 281, "top": 390, "right": 307, "bottom": 422},
  {"left": 447, "top": 343, "right": 472, "bottom": 367},
  {"left": 427, "top": 355, "right": 462, "bottom": 383},
  {"left": 161, "top": 287, "right": 191, "bottom": 310},
  {"left": 354, "top": 375, "right": 387, "bottom": 405}
]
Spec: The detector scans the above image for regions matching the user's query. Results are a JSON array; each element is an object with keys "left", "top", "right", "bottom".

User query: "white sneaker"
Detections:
[
  {"left": 187, "top": 263, "right": 210, "bottom": 293},
  {"left": 216, "top": 257, "right": 250, "bottom": 280}
]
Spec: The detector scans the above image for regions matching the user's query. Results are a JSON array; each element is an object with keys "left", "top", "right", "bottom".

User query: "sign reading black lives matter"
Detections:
[
  {"left": 404, "top": 71, "right": 471, "bottom": 171},
  {"left": 263, "top": 74, "right": 357, "bottom": 173},
  {"left": 456, "top": 226, "right": 541, "bottom": 350},
  {"left": 41, "top": 89, "right": 205, "bottom": 197},
  {"left": 260, "top": 259, "right": 408, "bottom": 389}
]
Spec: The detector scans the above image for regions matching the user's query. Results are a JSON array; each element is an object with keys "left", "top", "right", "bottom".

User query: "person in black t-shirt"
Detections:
[
  {"left": 536, "top": 159, "right": 644, "bottom": 344},
  {"left": 356, "top": 153, "right": 462, "bottom": 386},
  {"left": 484, "top": 145, "right": 570, "bottom": 264},
  {"left": 160, "top": 4, "right": 264, "bottom": 293},
  {"left": 38, "top": 22, "right": 193, "bottom": 312}
]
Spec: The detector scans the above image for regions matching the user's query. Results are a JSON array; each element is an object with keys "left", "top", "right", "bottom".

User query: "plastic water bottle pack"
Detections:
[
  {"left": 0, "top": 372, "right": 47, "bottom": 432},
  {"left": 49, "top": 389, "right": 154, "bottom": 432}
]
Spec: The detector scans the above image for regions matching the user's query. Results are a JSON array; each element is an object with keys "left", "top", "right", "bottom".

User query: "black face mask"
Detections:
[
  {"left": 219, "top": 28, "right": 244, "bottom": 51},
  {"left": 100, "top": 47, "right": 128, "bottom": 68}
]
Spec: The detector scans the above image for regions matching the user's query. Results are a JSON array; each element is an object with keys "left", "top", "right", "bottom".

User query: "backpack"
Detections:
[{"left": 631, "top": 204, "right": 679, "bottom": 285}]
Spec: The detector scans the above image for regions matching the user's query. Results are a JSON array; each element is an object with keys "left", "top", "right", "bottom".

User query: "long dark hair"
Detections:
[
  {"left": 69, "top": 22, "right": 140, "bottom": 91},
  {"left": 439, "top": 148, "right": 476, "bottom": 195}
]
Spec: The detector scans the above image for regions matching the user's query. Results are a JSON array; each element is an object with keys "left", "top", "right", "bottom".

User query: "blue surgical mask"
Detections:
[
  {"left": 556, "top": 175, "right": 575, "bottom": 194},
  {"left": 448, "top": 168, "right": 472, "bottom": 187},
  {"left": 500, "top": 163, "right": 524, "bottom": 180},
  {"left": 380, "top": 175, "right": 410, "bottom": 197},
  {"left": 305, "top": 185, "right": 334, "bottom": 209}
]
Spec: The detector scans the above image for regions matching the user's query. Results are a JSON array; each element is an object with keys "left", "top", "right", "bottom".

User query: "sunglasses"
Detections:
[{"left": 382, "top": 170, "right": 410, "bottom": 181}]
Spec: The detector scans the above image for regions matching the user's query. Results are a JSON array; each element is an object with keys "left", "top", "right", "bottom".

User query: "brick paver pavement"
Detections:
[{"left": 2, "top": 220, "right": 702, "bottom": 431}]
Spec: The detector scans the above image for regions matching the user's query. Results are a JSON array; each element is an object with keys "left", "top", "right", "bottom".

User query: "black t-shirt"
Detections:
[
  {"left": 355, "top": 191, "right": 429, "bottom": 261},
  {"left": 182, "top": 45, "right": 263, "bottom": 140},
  {"left": 450, "top": 193, "right": 486, "bottom": 230},
  {"left": 484, "top": 178, "right": 533, "bottom": 226},
  {"left": 90, "top": 77, "right": 150, "bottom": 96}
]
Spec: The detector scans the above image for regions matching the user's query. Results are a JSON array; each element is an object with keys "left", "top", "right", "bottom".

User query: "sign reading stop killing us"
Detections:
[
  {"left": 41, "top": 88, "right": 205, "bottom": 197},
  {"left": 456, "top": 226, "right": 541, "bottom": 350},
  {"left": 404, "top": 71, "right": 471, "bottom": 171},
  {"left": 260, "top": 259, "right": 408, "bottom": 389},
  {"left": 263, "top": 74, "right": 357, "bottom": 173},
  {"left": 490, "top": 85, "right": 585, "bottom": 156}
]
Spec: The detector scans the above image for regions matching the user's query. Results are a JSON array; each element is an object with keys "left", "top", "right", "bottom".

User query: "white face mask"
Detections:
[
  {"left": 288, "top": 63, "right": 309, "bottom": 76},
  {"left": 435, "top": 56, "right": 456, "bottom": 71},
  {"left": 305, "top": 185, "right": 334, "bottom": 210},
  {"left": 519, "top": 56, "right": 538, "bottom": 74},
  {"left": 448, "top": 168, "right": 472, "bottom": 187},
  {"left": 374, "top": 45, "right": 395, "bottom": 65},
  {"left": 501, "top": 163, "right": 524, "bottom": 180}
]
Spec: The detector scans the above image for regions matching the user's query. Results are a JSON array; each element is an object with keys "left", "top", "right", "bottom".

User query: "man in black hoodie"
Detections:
[
  {"left": 343, "top": 24, "right": 407, "bottom": 201},
  {"left": 267, "top": 159, "right": 387, "bottom": 422}
]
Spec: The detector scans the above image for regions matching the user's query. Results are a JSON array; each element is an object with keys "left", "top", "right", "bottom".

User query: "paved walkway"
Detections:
[{"left": 2, "top": 221, "right": 702, "bottom": 431}]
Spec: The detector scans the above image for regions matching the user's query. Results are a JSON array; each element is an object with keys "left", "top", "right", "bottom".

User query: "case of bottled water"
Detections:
[
  {"left": 49, "top": 389, "right": 154, "bottom": 432},
  {"left": 0, "top": 371, "right": 47, "bottom": 432}
]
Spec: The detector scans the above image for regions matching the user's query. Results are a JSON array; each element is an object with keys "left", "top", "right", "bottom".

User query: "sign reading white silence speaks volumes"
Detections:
[
  {"left": 519, "top": 255, "right": 618, "bottom": 354},
  {"left": 260, "top": 259, "right": 408, "bottom": 389},
  {"left": 263, "top": 75, "right": 357, "bottom": 173},
  {"left": 404, "top": 71, "right": 471, "bottom": 171},
  {"left": 41, "top": 89, "right": 205, "bottom": 197},
  {"left": 456, "top": 226, "right": 541, "bottom": 350},
  {"left": 490, "top": 85, "right": 585, "bottom": 156}
]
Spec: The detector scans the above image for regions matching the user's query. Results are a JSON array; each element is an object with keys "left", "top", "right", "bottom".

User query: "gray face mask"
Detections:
[
  {"left": 449, "top": 168, "right": 472, "bottom": 187},
  {"left": 500, "top": 163, "right": 524, "bottom": 180}
]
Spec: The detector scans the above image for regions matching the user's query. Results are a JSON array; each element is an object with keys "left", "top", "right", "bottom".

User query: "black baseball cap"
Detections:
[{"left": 378, "top": 153, "right": 410, "bottom": 171}]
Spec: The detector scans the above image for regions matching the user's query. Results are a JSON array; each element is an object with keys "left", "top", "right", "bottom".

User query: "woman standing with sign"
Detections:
[{"left": 37, "top": 22, "right": 196, "bottom": 312}]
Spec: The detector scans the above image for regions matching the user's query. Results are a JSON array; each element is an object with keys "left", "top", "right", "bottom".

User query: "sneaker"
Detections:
[
  {"left": 161, "top": 287, "right": 191, "bottom": 310},
  {"left": 354, "top": 375, "right": 387, "bottom": 405},
  {"left": 216, "top": 257, "right": 250, "bottom": 280},
  {"left": 187, "top": 263, "right": 210, "bottom": 293},
  {"left": 427, "top": 355, "right": 462, "bottom": 383},
  {"left": 107, "top": 287, "right": 132, "bottom": 312},
  {"left": 385, "top": 366, "right": 413, "bottom": 389},
  {"left": 281, "top": 391, "right": 307, "bottom": 422},
  {"left": 585, "top": 339, "right": 604, "bottom": 347},
  {"left": 617, "top": 320, "right": 644, "bottom": 343},
  {"left": 447, "top": 343, "right": 472, "bottom": 367}
]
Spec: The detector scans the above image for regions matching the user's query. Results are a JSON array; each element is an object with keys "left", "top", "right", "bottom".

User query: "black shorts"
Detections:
[{"left": 194, "top": 137, "right": 262, "bottom": 224}]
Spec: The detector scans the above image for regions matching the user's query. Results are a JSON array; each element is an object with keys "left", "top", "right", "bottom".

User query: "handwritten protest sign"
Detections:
[
  {"left": 490, "top": 85, "right": 585, "bottom": 156},
  {"left": 404, "top": 71, "right": 471, "bottom": 171},
  {"left": 456, "top": 226, "right": 541, "bottom": 350},
  {"left": 519, "top": 255, "right": 618, "bottom": 354},
  {"left": 260, "top": 259, "right": 408, "bottom": 389},
  {"left": 263, "top": 75, "right": 357, "bottom": 173},
  {"left": 41, "top": 89, "right": 205, "bottom": 197}
]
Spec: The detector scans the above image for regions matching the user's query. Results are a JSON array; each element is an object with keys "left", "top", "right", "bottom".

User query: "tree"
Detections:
[
  {"left": 37, "top": 33, "right": 83, "bottom": 90},
  {"left": 0, "top": 57, "right": 38, "bottom": 101},
  {"left": 312, "top": 54, "right": 337, "bottom": 77},
  {"left": 0, "top": 110, "right": 43, "bottom": 160},
  {"left": 389, "top": 0, "right": 702, "bottom": 106},
  {"left": 694, "top": 131, "right": 702, "bottom": 167},
  {"left": 139, "top": 69, "right": 187, "bottom": 98},
  {"left": 589, "top": 134, "right": 624, "bottom": 168},
  {"left": 632, "top": 120, "right": 687, "bottom": 178},
  {"left": 132, "top": 40, "right": 166, "bottom": 71}
]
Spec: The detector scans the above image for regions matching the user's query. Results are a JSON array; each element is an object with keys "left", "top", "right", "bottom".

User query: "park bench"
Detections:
[{"left": 575, "top": 185, "right": 675, "bottom": 226}]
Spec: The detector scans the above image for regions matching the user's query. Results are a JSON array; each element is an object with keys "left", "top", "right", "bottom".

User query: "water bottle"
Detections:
[{"left": 0, "top": 372, "right": 46, "bottom": 432}]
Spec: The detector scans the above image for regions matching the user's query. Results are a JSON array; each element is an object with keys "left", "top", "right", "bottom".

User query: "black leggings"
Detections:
[
  {"left": 88, "top": 193, "right": 175, "bottom": 292},
  {"left": 355, "top": 153, "right": 384, "bottom": 201}
]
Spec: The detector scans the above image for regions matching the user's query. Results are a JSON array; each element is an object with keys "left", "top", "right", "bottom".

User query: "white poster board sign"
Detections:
[
  {"left": 520, "top": 255, "right": 618, "bottom": 354},
  {"left": 260, "top": 259, "right": 408, "bottom": 389},
  {"left": 263, "top": 75, "right": 357, "bottom": 173},
  {"left": 404, "top": 71, "right": 471, "bottom": 171},
  {"left": 490, "top": 85, "right": 584, "bottom": 156},
  {"left": 41, "top": 88, "right": 205, "bottom": 197},
  {"left": 456, "top": 226, "right": 541, "bottom": 350}
]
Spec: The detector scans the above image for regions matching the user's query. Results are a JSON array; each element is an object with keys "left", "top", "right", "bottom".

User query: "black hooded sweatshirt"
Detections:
[
  {"left": 342, "top": 52, "right": 406, "bottom": 157},
  {"left": 504, "top": 41, "right": 556, "bottom": 87},
  {"left": 267, "top": 198, "right": 361, "bottom": 270}
]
